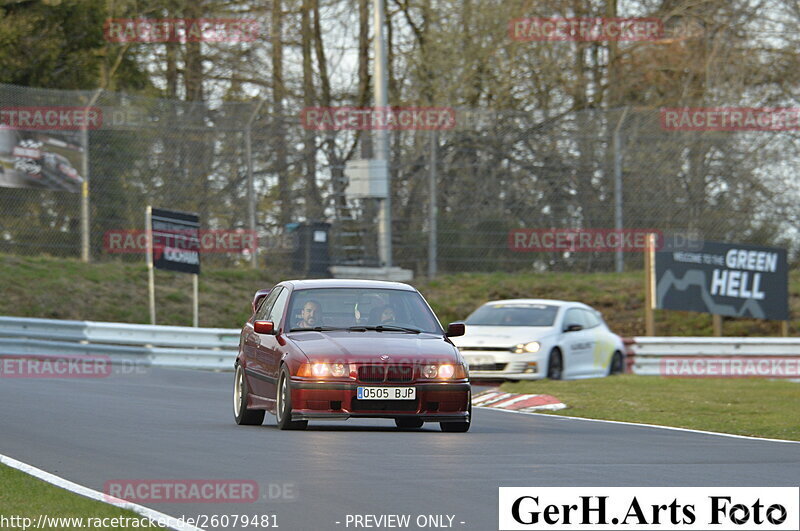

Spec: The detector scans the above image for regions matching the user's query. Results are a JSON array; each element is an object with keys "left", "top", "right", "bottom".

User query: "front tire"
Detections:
[
  {"left": 233, "top": 364, "right": 265, "bottom": 426},
  {"left": 275, "top": 366, "right": 308, "bottom": 431},
  {"left": 547, "top": 349, "right": 563, "bottom": 380},
  {"left": 608, "top": 350, "right": 624, "bottom": 375},
  {"left": 440, "top": 393, "right": 471, "bottom": 433}
]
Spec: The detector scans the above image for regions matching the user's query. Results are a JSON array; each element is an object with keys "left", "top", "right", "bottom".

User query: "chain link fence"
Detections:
[{"left": 2, "top": 83, "right": 799, "bottom": 275}]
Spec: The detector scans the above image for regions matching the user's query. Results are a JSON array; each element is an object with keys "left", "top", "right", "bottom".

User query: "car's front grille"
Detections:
[
  {"left": 357, "top": 364, "right": 414, "bottom": 382},
  {"left": 386, "top": 364, "right": 414, "bottom": 382},
  {"left": 358, "top": 365, "right": 386, "bottom": 382},
  {"left": 469, "top": 363, "right": 507, "bottom": 371},
  {"left": 351, "top": 398, "right": 418, "bottom": 412},
  {"left": 459, "top": 346, "right": 510, "bottom": 351}
]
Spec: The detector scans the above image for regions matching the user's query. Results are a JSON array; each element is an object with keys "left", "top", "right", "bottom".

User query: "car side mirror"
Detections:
[
  {"left": 446, "top": 322, "right": 465, "bottom": 337},
  {"left": 254, "top": 320, "right": 275, "bottom": 334},
  {"left": 251, "top": 288, "right": 271, "bottom": 313},
  {"left": 564, "top": 324, "right": 583, "bottom": 333}
]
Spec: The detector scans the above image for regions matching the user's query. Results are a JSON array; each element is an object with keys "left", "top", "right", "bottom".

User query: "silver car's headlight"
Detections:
[{"left": 511, "top": 341, "right": 540, "bottom": 354}]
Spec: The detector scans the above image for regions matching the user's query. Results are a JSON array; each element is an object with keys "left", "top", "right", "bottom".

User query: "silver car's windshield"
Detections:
[{"left": 465, "top": 303, "right": 558, "bottom": 327}]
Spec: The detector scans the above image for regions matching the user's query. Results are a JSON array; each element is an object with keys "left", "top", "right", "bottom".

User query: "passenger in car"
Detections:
[{"left": 368, "top": 304, "right": 397, "bottom": 325}]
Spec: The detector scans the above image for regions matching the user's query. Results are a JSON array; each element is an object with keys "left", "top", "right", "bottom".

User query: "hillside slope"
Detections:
[{"left": 0, "top": 254, "right": 796, "bottom": 336}]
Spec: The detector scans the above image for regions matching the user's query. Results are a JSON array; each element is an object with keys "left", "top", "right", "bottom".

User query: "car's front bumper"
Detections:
[
  {"left": 460, "top": 351, "right": 546, "bottom": 380},
  {"left": 289, "top": 379, "right": 470, "bottom": 421}
]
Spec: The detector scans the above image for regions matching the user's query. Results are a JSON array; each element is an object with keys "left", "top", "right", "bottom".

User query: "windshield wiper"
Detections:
[
  {"left": 350, "top": 325, "right": 422, "bottom": 334},
  {"left": 288, "top": 326, "right": 345, "bottom": 332}
]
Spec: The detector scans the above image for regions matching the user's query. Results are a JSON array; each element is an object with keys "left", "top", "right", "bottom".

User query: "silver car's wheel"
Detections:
[
  {"left": 608, "top": 351, "right": 624, "bottom": 375},
  {"left": 547, "top": 349, "right": 563, "bottom": 380}
]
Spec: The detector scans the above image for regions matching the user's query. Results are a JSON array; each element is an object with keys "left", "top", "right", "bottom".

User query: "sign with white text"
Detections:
[{"left": 654, "top": 240, "right": 788, "bottom": 320}]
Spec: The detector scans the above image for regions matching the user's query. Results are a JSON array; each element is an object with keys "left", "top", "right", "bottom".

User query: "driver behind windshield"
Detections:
[
  {"left": 296, "top": 300, "right": 322, "bottom": 328},
  {"left": 379, "top": 305, "right": 396, "bottom": 324}
]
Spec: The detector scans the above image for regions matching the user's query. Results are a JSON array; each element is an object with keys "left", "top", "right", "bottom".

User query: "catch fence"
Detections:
[{"left": 1, "top": 83, "right": 798, "bottom": 275}]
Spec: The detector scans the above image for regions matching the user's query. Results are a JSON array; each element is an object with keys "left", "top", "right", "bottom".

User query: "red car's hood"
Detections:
[{"left": 287, "top": 331, "right": 459, "bottom": 363}]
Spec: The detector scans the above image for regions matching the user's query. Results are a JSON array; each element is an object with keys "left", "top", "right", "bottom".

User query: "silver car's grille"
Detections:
[{"left": 469, "top": 363, "right": 507, "bottom": 371}]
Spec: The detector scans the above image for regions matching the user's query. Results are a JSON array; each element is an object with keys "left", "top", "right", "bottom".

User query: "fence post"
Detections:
[
  {"left": 428, "top": 130, "right": 438, "bottom": 278},
  {"left": 613, "top": 107, "right": 629, "bottom": 273},
  {"left": 246, "top": 99, "right": 265, "bottom": 269},
  {"left": 80, "top": 88, "right": 103, "bottom": 263}
]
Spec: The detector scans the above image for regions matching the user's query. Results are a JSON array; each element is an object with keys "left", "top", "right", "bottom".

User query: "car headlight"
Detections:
[
  {"left": 298, "top": 363, "right": 350, "bottom": 378},
  {"left": 421, "top": 364, "right": 438, "bottom": 378},
  {"left": 512, "top": 341, "right": 540, "bottom": 354},
  {"left": 420, "top": 363, "right": 467, "bottom": 379},
  {"left": 438, "top": 364, "right": 455, "bottom": 378}
]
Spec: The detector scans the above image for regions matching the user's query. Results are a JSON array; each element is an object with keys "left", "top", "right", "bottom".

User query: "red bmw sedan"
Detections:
[{"left": 233, "top": 279, "right": 471, "bottom": 432}]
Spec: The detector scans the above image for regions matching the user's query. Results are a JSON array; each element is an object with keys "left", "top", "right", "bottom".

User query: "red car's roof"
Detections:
[{"left": 282, "top": 278, "right": 416, "bottom": 291}]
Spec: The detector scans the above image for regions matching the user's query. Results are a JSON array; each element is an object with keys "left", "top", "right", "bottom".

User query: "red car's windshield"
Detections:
[{"left": 287, "top": 287, "right": 442, "bottom": 334}]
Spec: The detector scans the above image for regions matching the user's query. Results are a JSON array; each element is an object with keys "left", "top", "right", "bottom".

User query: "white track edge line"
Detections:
[
  {"left": 475, "top": 405, "right": 800, "bottom": 445},
  {"left": 0, "top": 453, "right": 203, "bottom": 531}
]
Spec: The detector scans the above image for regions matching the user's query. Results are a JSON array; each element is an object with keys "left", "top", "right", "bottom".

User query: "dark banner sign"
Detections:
[
  {"left": 654, "top": 240, "right": 788, "bottom": 320},
  {"left": 150, "top": 207, "right": 200, "bottom": 274}
]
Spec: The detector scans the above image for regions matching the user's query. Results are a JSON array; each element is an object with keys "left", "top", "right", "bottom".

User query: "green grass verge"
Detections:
[
  {"left": 0, "top": 464, "right": 164, "bottom": 529},
  {"left": 502, "top": 375, "right": 800, "bottom": 441},
  {"left": 2, "top": 253, "right": 800, "bottom": 335}
]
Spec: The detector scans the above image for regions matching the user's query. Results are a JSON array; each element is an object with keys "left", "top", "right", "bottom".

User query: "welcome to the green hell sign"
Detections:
[{"left": 655, "top": 241, "right": 788, "bottom": 321}]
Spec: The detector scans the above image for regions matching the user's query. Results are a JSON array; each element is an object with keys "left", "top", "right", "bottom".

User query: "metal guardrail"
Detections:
[
  {"left": 2, "top": 316, "right": 798, "bottom": 375},
  {"left": 0, "top": 317, "right": 239, "bottom": 370},
  {"left": 629, "top": 336, "right": 800, "bottom": 375}
]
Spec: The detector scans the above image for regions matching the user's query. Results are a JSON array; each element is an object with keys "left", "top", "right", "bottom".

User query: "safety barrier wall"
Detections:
[
  {"left": 627, "top": 336, "right": 800, "bottom": 375},
  {"left": 2, "top": 317, "right": 798, "bottom": 374},
  {"left": 0, "top": 317, "right": 240, "bottom": 370}
]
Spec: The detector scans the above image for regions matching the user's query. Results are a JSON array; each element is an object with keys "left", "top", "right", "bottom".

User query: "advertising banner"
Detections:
[
  {"left": 654, "top": 240, "right": 788, "bottom": 320},
  {"left": 150, "top": 207, "right": 201, "bottom": 274},
  {"left": 0, "top": 123, "right": 87, "bottom": 193}
]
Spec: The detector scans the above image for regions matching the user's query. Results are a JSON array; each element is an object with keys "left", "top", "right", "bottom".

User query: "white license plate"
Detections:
[
  {"left": 357, "top": 387, "right": 416, "bottom": 400},
  {"left": 464, "top": 355, "right": 493, "bottom": 367}
]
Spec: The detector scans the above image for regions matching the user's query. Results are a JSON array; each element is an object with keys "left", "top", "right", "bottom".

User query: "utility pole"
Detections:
[
  {"left": 373, "top": 0, "right": 391, "bottom": 267},
  {"left": 246, "top": 99, "right": 266, "bottom": 269}
]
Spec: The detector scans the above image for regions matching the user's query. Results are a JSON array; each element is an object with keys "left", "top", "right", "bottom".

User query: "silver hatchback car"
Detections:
[{"left": 453, "top": 299, "right": 625, "bottom": 380}]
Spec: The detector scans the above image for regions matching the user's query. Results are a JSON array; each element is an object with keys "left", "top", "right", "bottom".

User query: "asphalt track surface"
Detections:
[{"left": 1, "top": 367, "right": 798, "bottom": 530}]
